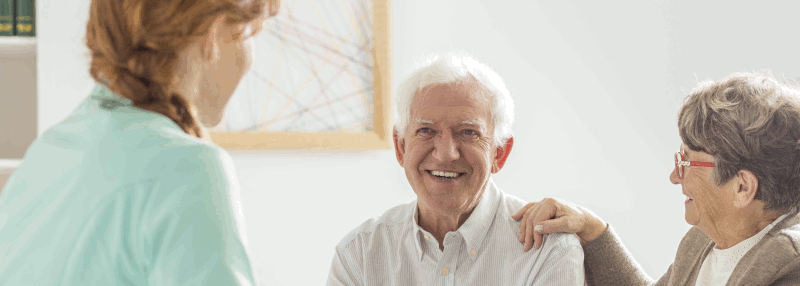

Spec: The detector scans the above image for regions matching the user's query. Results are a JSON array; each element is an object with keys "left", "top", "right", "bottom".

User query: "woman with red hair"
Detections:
[{"left": 0, "top": 0, "right": 279, "bottom": 284}]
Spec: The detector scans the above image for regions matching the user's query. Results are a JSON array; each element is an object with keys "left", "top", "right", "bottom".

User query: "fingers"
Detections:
[
  {"left": 517, "top": 202, "right": 539, "bottom": 243},
  {"left": 525, "top": 199, "right": 558, "bottom": 250},
  {"left": 529, "top": 210, "right": 551, "bottom": 251},
  {"left": 533, "top": 230, "right": 544, "bottom": 250},
  {"left": 512, "top": 201, "right": 537, "bottom": 220},
  {"left": 522, "top": 206, "right": 536, "bottom": 250},
  {"left": 519, "top": 205, "right": 536, "bottom": 242},
  {"left": 523, "top": 217, "right": 535, "bottom": 251},
  {"left": 524, "top": 224, "right": 544, "bottom": 252},
  {"left": 531, "top": 216, "right": 577, "bottom": 251},
  {"left": 517, "top": 198, "right": 597, "bottom": 251},
  {"left": 537, "top": 216, "right": 581, "bottom": 234}
]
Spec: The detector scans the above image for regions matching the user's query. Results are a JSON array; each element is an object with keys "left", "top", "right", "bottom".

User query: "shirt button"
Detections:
[
  {"left": 441, "top": 268, "right": 450, "bottom": 275},
  {"left": 424, "top": 235, "right": 430, "bottom": 240},
  {"left": 417, "top": 249, "right": 422, "bottom": 255},
  {"left": 470, "top": 249, "right": 477, "bottom": 256}
]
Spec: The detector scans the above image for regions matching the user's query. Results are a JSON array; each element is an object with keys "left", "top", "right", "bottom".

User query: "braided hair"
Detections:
[{"left": 86, "top": 0, "right": 279, "bottom": 138}]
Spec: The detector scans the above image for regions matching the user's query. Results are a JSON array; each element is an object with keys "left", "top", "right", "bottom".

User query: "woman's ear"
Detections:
[
  {"left": 732, "top": 169, "right": 759, "bottom": 209},
  {"left": 200, "top": 15, "right": 227, "bottom": 62}
]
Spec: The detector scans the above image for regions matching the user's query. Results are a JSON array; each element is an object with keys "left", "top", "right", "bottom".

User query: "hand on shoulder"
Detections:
[{"left": 511, "top": 197, "right": 607, "bottom": 251}]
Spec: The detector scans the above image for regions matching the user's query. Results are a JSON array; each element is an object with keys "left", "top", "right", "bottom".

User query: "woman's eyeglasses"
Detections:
[{"left": 674, "top": 150, "right": 715, "bottom": 179}]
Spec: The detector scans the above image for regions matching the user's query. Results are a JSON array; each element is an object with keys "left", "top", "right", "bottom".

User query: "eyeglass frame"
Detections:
[{"left": 674, "top": 150, "right": 715, "bottom": 179}]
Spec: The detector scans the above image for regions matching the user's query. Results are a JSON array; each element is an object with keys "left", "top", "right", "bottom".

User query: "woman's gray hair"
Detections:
[
  {"left": 394, "top": 52, "right": 514, "bottom": 146},
  {"left": 678, "top": 70, "right": 800, "bottom": 212}
]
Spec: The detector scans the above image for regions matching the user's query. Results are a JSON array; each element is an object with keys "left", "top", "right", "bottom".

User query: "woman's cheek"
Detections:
[{"left": 241, "top": 37, "right": 255, "bottom": 74}]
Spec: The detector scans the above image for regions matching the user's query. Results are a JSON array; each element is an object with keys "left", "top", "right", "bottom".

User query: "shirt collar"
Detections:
[
  {"left": 410, "top": 179, "right": 502, "bottom": 262},
  {"left": 713, "top": 212, "right": 791, "bottom": 261},
  {"left": 411, "top": 206, "right": 425, "bottom": 261},
  {"left": 87, "top": 82, "right": 184, "bottom": 132},
  {"left": 457, "top": 179, "right": 501, "bottom": 261},
  {"left": 90, "top": 83, "right": 133, "bottom": 107}
]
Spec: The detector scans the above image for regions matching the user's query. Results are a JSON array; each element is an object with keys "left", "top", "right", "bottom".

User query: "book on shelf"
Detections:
[
  {"left": 0, "top": 0, "right": 13, "bottom": 36},
  {"left": 15, "top": 0, "right": 33, "bottom": 37}
]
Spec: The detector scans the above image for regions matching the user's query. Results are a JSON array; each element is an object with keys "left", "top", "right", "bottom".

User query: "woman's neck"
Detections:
[{"left": 711, "top": 210, "right": 784, "bottom": 249}]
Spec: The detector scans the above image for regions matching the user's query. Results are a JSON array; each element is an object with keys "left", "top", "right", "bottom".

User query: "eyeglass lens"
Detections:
[{"left": 674, "top": 151, "right": 684, "bottom": 179}]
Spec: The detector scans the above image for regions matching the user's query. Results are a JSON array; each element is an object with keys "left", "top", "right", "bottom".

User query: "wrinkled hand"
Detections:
[{"left": 511, "top": 197, "right": 607, "bottom": 251}]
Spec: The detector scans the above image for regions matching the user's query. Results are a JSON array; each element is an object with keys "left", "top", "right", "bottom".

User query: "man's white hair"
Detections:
[{"left": 394, "top": 52, "right": 515, "bottom": 146}]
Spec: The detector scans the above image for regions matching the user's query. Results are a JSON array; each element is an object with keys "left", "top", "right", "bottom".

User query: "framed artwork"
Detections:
[{"left": 210, "top": 0, "right": 392, "bottom": 149}]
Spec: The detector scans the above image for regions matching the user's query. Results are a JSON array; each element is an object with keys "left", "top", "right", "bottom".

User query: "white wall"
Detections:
[
  {"left": 37, "top": 0, "right": 93, "bottom": 134},
  {"left": 36, "top": 0, "right": 800, "bottom": 285}
]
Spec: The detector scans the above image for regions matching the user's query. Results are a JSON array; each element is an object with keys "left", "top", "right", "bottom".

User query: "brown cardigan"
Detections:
[{"left": 583, "top": 212, "right": 800, "bottom": 286}]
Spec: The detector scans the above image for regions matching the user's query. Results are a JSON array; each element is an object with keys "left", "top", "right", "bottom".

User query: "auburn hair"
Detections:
[{"left": 86, "top": 0, "right": 280, "bottom": 138}]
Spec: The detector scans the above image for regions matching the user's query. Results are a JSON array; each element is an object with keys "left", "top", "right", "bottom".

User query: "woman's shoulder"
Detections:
[
  {"left": 762, "top": 213, "right": 800, "bottom": 256},
  {"left": 726, "top": 214, "right": 800, "bottom": 285},
  {"left": 25, "top": 110, "right": 233, "bottom": 189},
  {"left": 135, "top": 136, "right": 235, "bottom": 188},
  {"left": 678, "top": 226, "right": 712, "bottom": 246},
  {"left": 671, "top": 226, "right": 713, "bottom": 270},
  {"left": 35, "top": 84, "right": 211, "bottom": 158}
]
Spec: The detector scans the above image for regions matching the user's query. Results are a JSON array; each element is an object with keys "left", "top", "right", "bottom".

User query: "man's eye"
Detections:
[
  {"left": 417, "top": 128, "right": 434, "bottom": 135},
  {"left": 462, "top": 130, "right": 479, "bottom": 137}
]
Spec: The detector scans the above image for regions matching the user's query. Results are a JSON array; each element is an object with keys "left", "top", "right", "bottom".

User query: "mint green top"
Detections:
[{"left": 0, "top": 84, "right": 257, "bottom": 285}]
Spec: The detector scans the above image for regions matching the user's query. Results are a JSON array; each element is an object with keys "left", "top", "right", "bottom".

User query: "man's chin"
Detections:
[
  {"left": 422, "top": 181, "right": 464, "bottom": 196},
  {"left": 420, "top": 196, "right": 470, "bottom": 213}
]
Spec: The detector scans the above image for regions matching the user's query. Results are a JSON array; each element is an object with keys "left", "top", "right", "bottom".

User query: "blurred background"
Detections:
[{"left": 2, "top": 0, "right": 799, "bottom": 285}]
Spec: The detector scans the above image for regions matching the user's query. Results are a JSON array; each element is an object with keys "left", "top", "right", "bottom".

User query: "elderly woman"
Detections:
[{"left": 513, "top": 71, "right": 800, "bottom": 285}]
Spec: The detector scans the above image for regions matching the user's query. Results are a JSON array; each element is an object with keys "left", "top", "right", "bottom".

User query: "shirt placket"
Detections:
[{"left": 433, "top": 232, "right": 462, "bottom": 286}]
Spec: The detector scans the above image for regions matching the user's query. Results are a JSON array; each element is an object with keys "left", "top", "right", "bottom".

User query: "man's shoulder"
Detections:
[
  {"left": 541, "top": 232, "right": 582, "bottom": 252},
  {"left": 494, "top": 188, "right": 582, "bottom": 252},
  {"left": 497, "top": 188, "right": 527, "bottom": 215},
  {"left": 493, "top": 188, "right": 530, "bottom": 233},
  {"left": 335, "top": 201, "right": 416, "bottom": 250}
]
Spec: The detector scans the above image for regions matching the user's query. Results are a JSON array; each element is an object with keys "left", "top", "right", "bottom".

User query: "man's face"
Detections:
[{"left": 395, "top": 83, "right": 505, "bottom": 215}]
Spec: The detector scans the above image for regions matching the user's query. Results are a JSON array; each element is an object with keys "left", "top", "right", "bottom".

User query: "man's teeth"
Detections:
[
  {"left": 431, "top": 170, "right": 459, "bottom": 178},
  {"left": 686, "top": 195, "right": 692, "bottom": 200}
]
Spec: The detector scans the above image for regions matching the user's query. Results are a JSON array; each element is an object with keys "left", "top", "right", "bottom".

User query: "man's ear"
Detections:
[
  {"left": 491, "top": 136, "right": 514, "bottom": 173},
  {"left": 733, "top": 169, "right": 759, "bottom": 209},
  {"left": 393, "top": 128, "right": 405, "bottom": 167}
]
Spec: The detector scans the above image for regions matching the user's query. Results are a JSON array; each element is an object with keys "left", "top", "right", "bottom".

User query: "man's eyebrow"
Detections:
[
  {"left": 415, "top": 118, "right": 434, "bottom": 124},
  {"left": 461, "top": 120, "right": 484, "bottom": 126}
]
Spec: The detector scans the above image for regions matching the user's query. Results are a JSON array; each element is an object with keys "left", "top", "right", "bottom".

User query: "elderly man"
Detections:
[{"left": 326, "top": 53, "right": 585, "bottom": 285}]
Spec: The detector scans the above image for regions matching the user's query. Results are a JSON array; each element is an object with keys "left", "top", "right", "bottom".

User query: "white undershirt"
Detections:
[{"left": 694, "top": 213, "right": 789, "bottom": 286}]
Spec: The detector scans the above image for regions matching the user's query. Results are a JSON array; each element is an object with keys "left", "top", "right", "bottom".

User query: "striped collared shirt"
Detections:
[{"left": 327, "top": 180, "right": 585, "bottom": 286}]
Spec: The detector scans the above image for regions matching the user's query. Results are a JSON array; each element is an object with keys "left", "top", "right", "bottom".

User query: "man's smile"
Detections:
[
  {"left": 427, "top": 170, "right": 465, "bottom": 178},
  {"left": 425, "top": 169, "right": 467, "bottom": 185}
]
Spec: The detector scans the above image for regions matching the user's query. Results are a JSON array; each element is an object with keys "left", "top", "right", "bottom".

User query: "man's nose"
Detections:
[{"left": 432, "top": 132, "right": 460, "bottom": 162}]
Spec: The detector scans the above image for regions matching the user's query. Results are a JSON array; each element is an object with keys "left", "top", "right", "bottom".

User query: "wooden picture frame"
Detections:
[{"left": 210, "top": 0, "right": 392, "bottom": 150}]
